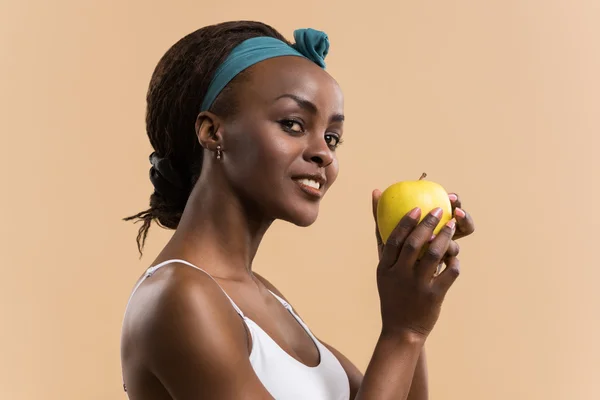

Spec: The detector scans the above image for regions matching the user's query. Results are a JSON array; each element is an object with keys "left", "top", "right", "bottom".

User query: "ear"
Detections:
[{"left": 195, "top": 111, "right": 223, "bottom": 152}]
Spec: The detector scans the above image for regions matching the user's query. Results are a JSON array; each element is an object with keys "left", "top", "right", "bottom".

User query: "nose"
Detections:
[{"left": 304, "top": 133, "right": 334, "bottom": 167}]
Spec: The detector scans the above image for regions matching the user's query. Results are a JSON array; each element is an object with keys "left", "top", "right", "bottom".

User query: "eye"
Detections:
[
  {"left": 325, "top": 134, "right": 343, "bottom": 149},
  {"left": 279, "top": 119, "right": 304, "bottom": 133}
]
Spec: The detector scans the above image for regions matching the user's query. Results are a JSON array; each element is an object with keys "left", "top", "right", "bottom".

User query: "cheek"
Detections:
[
  {"left": 325, "top": 158, "right": 340, "bottom": 188},
  {"left": 227, "top": 123, "right": 294, "bottom": 181}
]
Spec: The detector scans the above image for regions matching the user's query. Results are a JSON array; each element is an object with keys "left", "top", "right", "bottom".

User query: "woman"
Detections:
[{"left": 121, "top": 21, "right": 475, "bottom": 400}]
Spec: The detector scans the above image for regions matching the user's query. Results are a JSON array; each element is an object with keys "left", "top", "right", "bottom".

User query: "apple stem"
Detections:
[{"left": 419, "top": 172, "right": 427, "bottom": 180}]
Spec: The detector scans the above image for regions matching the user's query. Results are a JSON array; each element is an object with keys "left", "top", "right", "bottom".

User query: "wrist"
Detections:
[{"left": 379, "top": 328, "right": 428, "bottom": 347}]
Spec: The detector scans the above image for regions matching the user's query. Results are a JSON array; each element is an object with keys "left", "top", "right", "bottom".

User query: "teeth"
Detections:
[{"left": 297, "top": 178, "right": 320, "bottom": 189}]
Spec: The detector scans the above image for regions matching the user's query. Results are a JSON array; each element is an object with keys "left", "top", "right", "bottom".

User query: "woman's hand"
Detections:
[
  {"left": 371, "top": 190, "right": 475, "bottom": 267},
  {"left": 446, "top": 192, "right": 476, "bottom": 240},
  {"left": 375, "top": 207, "right": 458, "bottom": 337},
  {"left": 370, "top": 189, "right": 475, "bottom": 338}
]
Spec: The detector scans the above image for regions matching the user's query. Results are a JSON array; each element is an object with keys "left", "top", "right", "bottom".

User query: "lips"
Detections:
[
  {"left": 292, "top": 174, "right": 326, "bottom": 198},
  {"left": 291, "top": 173, "right": 326, "bottom": 187},
  {"left": 294, "top": 177, "right": 321, "bottom": 190}
]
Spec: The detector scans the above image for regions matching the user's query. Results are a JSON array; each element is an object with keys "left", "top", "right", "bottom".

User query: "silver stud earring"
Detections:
[{"left": 216, "top": 145, "right": 222, "bottom": 160}]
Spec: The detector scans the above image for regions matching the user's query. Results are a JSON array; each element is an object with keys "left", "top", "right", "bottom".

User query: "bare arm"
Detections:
[
  {"left": 322, "top": 340, "right": 428, "bottom": 400},
  {"left": 126, "top": 266, "right": 274, "bottom": 400},
  {"left": 407, "top": 348, "right": 428, "bottom": 400},
  {"left": 354, "top": 331, "right": 424, "bottom": 400}
]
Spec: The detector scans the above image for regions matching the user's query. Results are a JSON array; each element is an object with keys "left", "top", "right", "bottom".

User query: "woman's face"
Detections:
[{"left": 220, "top": 56, "right": 344, "bottom": 227}]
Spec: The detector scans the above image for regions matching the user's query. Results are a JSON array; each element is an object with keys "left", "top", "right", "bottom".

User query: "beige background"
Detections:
[{"left": 1, "top": 0, "right": 599, "bottom": 399}]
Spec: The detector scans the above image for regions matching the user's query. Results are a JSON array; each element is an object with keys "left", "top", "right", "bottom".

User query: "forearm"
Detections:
[
  {"left": 355, "top": 332, "right": 425, "bottom": 400},
  {"left": 407, "top": 348, "right": 428, "bottom": 400}
]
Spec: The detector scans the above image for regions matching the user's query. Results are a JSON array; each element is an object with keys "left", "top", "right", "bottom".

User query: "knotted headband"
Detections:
[{"left": 200, "top": 28, "right": 330, "bottom": 111}]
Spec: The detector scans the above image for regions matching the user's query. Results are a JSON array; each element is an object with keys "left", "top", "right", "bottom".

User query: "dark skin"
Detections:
[
  {"left": 121, "top": 55, "right": 475, "bottom": 400},
  {"left": 370, "top": 189, "right": 474, "bottom": 399}
]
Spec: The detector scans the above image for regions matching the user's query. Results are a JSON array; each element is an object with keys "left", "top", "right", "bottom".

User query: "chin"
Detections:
[{"left": 281, "top": 205, "right": 320, "bottom": 227}]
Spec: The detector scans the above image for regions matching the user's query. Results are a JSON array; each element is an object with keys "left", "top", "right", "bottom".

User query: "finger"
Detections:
[
  {"left": 434, "top": 261, "right": 444, "bottom": 277},
  {"left": 448, "top": 193, "right": 462, "bottom": 210},
  {"left": 372, "top": 189, "right": 382, "bottom": 222},
  {"left": 372, "top": 190, "right": 384, "bottom": 257},
  {"left": 415, "top": 219, "right": 456, "bottom": 282},
  {"left": 379, "top": 207, "right": 422, "bottom": 269},
  {"left": 446, "top": 240, "right": 460, "bottom": 258},
  {"left": 428, "top": 238, "right": 460, "bottom": 256},
  {"left": 435, "top": 241, "right": 460, "bottom": 277},
  {"left": 424, "top": 238, "right": 459, "bottom": 277},
  {"left": 453, "top": 207, "right": 475, "bottom": 239},
  {"left": 375, "top": 232, "right": 384, "bottom": 259},
  {"left": 433, "top": 256, "right": 461, "bottom": 294},
  {"left": 395, "top": 207, "right": 444, "bottom": 270}
]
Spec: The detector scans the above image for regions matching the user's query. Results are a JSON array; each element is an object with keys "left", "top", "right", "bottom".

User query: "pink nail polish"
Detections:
[
  {"left": 409, "top": 207, "right": 421, "bottom": 218},
  {"left": 455, "top": 208, "right": 466, "bottom": 218},
  {"left": 449, "top": 193, "right": 458, "bottom": 201},
  {"left": 431, "top": 207, "right": 443, "bottom": 218}
]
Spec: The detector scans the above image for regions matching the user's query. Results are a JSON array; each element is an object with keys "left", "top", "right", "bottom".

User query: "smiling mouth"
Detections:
[
  {"left": 292, "top": 178, "right": 323, "bottom": 198},
  {"left": 294, "top": 178, "right": 321, "bottom": 190}
]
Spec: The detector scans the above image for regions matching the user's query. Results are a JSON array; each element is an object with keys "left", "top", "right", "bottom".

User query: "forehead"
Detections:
[{"left": 238, "top": 56, "right": 344, "bottom": 113}]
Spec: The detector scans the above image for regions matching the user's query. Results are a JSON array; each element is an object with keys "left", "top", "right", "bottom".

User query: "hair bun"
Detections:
[{"left": 149, "top": 152, "right": 188, "bottom": 202}]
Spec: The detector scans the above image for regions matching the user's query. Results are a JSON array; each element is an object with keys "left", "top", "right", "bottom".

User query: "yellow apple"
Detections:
[{"left": 377, "top": 173, "right": 452, "bottom": 245}]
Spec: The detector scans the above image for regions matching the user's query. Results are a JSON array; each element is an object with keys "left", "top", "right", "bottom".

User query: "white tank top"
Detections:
[{"left": 124, "top": 259, "right": 350, "bottom": 400}]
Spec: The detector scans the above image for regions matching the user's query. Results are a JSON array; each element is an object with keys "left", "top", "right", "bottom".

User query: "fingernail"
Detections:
[
  {"left": 429, "top": 234, "right": 436, "bottom": 242},
  {"left": 431, "top": 207, "right": 443, "bottom": 219},
  {"left": 446, "top": 219, "right": 456, "bottom": 230},
  {"left": 409, "top": 207, "right": 421, "bottom": 218},
  {"left": 455, "top": 208, "right": 466, "bottom": 218},
  {"left": 448, "top": 193, "right": 458, "bottom": 201}
]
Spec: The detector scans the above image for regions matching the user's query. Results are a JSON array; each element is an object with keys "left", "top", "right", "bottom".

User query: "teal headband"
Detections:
[{"left": 200, "top": 28, "right": 330, "bottom": 112}]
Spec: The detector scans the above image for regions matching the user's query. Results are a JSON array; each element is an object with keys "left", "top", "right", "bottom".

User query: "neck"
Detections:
[{"left": 157, "top": 160, "right": 273, "bottom": 280}]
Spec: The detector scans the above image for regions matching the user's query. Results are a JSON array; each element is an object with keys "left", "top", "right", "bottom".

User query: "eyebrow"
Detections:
[{"left": 275, "top": 94, "right": 345, "bottom": 123}]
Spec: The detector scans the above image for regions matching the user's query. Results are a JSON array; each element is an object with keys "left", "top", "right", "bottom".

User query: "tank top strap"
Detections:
[
  {"left": 267, "top": 289, "right": 292, "bottom": 310},
  {"left": 265, "top": 289, "right": 319, "bottom": 340},
  {"left": 136, "top": 258, "right": 246, "bottom": 318}
]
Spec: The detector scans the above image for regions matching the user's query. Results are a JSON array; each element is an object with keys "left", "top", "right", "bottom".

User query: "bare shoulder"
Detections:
[
  {"left": 123, "top": 262, "right": 244, "bottom": 345},
  {"left": 122, "top": 262, "right": 273, "bottom": 400}
]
